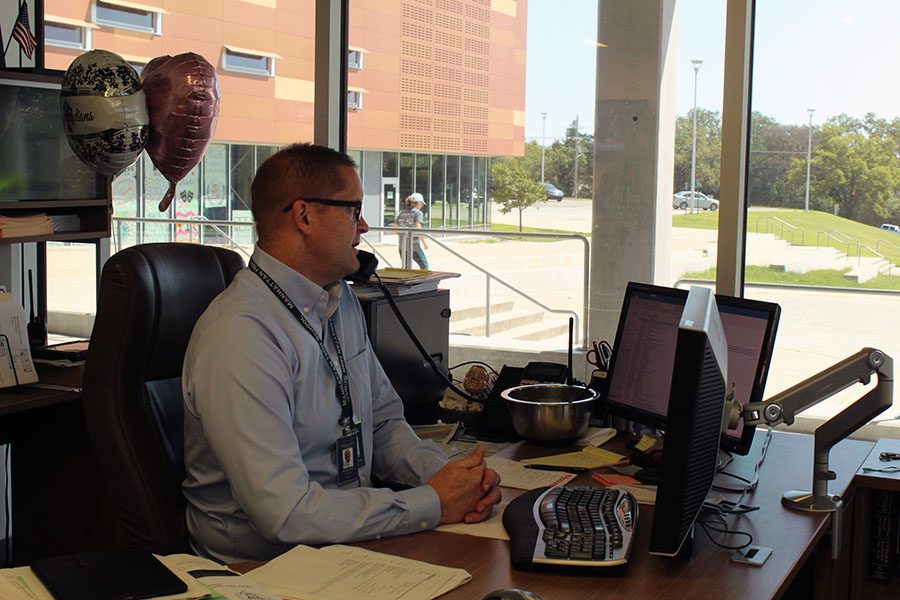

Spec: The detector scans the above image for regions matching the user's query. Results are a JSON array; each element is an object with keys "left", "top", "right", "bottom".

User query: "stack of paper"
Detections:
[
  {"left": 0, "top": 214, "right": 53, "bottom": 238},
  {"left": 520, "top": 446, "right": 627, "bottom": 470},
  {"left": 246, "top": 545, "right": 471, "bottom": 600}
]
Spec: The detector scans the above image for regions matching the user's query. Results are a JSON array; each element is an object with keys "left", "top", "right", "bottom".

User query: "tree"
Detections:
[
  {"left": 490, "top": 158, "right": 546, "bottom": 231},
  {"left": 747, "top": 112, "right": 808, "bottom": 207},
  {"left": 787, "top": 113, "right": 900, "bottom": 224},
  {"left": 673, "top": 108, "right": 721, "bottom": 197}
]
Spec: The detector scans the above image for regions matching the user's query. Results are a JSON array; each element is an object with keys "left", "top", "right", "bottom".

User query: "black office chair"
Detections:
[{"left": 82, "top": 243, "right": 244, "bottom": 555}]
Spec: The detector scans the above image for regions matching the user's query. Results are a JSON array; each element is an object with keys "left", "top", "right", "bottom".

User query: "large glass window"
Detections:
[
  {"left": 430, "top": 155, "right": 445, "bottom": 227},
  {"left": 399, "top": 153, "right": 415, "bottom": 202},
  {"left": 445, "top": 155, "right": 460, "bottom": 229},
  {"left": 742, "top": 0, "right": 900, "bottom": 427}
]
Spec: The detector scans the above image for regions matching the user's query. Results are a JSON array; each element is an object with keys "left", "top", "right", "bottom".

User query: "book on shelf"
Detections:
[
  {"left": 868, "top": 489, "right": 899, "bottom": 581},
  {"left": 49, "top": 213, "right": 81, "bottom": 233},
  {"left": 0, "top": 213, "right": 53, "bottom": 238}
]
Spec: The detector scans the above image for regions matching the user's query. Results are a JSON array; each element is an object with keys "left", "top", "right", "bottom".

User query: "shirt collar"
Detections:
[{"left": 250, "top": 247, "right": 343, "bottom": 321}]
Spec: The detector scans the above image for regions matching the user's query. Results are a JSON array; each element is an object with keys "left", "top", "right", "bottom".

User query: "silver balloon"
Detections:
[{"left": 60, "top": 49, "right": 149, "bottom": 177}]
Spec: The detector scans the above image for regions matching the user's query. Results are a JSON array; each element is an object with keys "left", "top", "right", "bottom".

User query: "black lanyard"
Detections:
[{"left": 249, "top": 260, "right": 354, "bottom": 429}]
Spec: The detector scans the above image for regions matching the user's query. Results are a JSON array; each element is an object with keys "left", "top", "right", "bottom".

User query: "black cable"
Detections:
[
  {"left": 696, "top": 515, "right": 754, "bottom": 550},
  {"left": 448, "top": 360, "right": 499, "bottom": 376},
  {"left": 4, "top": 444, "right": 9, "bottom": 566},
  {"left": 372, "top": 272, "right": 481, "bottom": 404}
]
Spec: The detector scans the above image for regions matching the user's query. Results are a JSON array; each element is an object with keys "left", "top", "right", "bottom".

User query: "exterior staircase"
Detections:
[{"left": 450, "top": 300, "right": 571, "bottom": 345}]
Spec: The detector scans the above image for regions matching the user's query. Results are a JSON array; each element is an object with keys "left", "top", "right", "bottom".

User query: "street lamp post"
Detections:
[
  {"left": 540, "top": 112, "right": 547, "bottom": 183},
  {"left": 804, "top": 108, "right": 815, "bottom": 211},
  {"left": 689, "top": 59, "right": 703, "bottom": 214}
]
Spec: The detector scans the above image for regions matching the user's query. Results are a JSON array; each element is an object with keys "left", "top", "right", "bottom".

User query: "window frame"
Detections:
[
  {"left": 221, "top": 47, "right": 277, "bottom": 77},
  {"left": 44, "top": 19, "right": 93, "bottom": 50},
  {"left": 93, "top": 0, "right": 164, "bottom": 35},
  {"left": 347, "top": 89, "right": 363, "bottom": 110}
]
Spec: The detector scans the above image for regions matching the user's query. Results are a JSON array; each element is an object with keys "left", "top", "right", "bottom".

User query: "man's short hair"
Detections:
[{"left": 251, "top": 143, "right": 357, "bottom": 238}]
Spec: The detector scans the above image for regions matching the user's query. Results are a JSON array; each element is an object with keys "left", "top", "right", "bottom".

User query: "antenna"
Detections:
[
  {"left": 28, "top": 269, "right": 36, "bottom": 322},
  {"left": 26, "top": 269, "right": 46, "bottom": 349},
  {"left": 566, "top": 317, "right": 574, "bottom": 385}
]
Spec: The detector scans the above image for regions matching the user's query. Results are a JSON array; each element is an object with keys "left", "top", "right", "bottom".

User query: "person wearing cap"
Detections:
[
  {"left": 393, "top": 192, "right": 430, "bottom": 269},
  {"left": 182, "top": 144, "right": 500, "bottom": 563}
]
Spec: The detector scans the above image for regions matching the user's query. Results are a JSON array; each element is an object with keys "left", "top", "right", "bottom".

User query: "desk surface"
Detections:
[
  {"left": 0, "top": 384, "right": 79, "bottom": 419},
  {"left": 855, "top": 437, "right": 900, "bottom": 492},
  {"left": 345, "top": 430, "right": 871, "bottom": 600}
]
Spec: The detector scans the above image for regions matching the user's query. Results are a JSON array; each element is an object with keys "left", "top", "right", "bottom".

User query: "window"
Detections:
[
  {"left": 348, "top": 48, "right": 364, "bottom": 70},
  {"left": 222, "top": 47, "right": 277, "bottom": 77},
  {"left": 347, "top": 90, "right": 363, "bottom": 110},
  {"left": 44, "top": 17, "right": 93, "bottom": 50},
  {"left": 94, "top": 0, "right": 164, "bottom": 35}
]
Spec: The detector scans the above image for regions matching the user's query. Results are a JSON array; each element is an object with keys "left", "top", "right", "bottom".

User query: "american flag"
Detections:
[{"left": 12, "top": 1, "right": 37, "bottom": 60}]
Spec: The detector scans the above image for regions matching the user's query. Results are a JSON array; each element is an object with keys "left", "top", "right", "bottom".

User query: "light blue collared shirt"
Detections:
[{"left": 182, "top": 247, "right": 446, "bottom": 563}]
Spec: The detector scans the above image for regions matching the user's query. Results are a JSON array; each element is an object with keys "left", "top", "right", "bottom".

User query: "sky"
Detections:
[{"left": 524, "top": 0, "right": 900, "bottom": 142}]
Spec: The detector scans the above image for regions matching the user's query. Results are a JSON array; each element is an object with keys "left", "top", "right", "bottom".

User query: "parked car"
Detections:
[
  {"left": 673, "top": 191, "right": 719, "bottom": 211},
  {"left": 880, "top": 223, "right": 900, "bottom": 234},
  {"left": 542, "top": 182, "right": 565, "bottom": 202}
]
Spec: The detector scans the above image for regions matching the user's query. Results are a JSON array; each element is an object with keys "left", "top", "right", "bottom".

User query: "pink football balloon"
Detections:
[{"left": 141, "top": 53, "right": 220, "bottom": 212}]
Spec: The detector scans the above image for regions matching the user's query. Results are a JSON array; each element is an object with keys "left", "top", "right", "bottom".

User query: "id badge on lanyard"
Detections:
[{"left": 250, "top": 260, "right": 365, "bottom": 484}]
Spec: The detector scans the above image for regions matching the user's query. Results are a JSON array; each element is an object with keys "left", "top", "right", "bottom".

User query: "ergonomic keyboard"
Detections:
[{"left": 503, "top": 486, "right": 638, "bottom": 571}]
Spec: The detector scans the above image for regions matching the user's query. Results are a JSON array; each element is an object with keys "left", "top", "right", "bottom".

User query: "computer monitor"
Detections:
[
  {"left": 599, "top": 282, "right": 780, "bottom": 455},
  {"left": 648, "top": 286, "right": 728, "bottom": 558}
]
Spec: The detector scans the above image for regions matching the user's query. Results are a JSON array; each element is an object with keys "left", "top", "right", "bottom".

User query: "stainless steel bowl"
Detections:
[{"left": 500, "top": 384, "right": 598, "bottom": 443}]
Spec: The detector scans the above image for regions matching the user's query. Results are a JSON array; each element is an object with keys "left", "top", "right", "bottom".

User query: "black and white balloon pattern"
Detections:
[{"left": 60, "top": 50, "right": 149, "bottom": 177}]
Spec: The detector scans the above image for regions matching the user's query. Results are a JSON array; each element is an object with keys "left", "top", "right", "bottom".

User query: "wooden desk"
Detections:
[
  {"left": 333, "top": 431, "right": 870, "bottom": 600},
  {"left": 0, "top": 385, "right": 122, "bottom": 564},
  {"left": 850, "top": 438, "right": 900, "bottom": 599}
]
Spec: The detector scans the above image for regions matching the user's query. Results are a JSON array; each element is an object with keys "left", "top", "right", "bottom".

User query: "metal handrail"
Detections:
[
  {"left": 369, "top": 226, "right": 589, "bottom": 347},
  {"left": 112, "top": 215, "right": 254, "bottom": 259},
  {"left": 816, "top": 230, "right": 851, "bottom": 257},
  {"left": 768, "top": 216, "right": 803, "bottom": 246},
  {"left": 110, "top": 216, "right": 591, "bottom": 347}
]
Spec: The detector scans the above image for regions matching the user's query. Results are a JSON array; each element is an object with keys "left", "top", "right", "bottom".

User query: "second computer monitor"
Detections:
[{"left": 600, "top": 282, "right": 780, "bottom": 455}]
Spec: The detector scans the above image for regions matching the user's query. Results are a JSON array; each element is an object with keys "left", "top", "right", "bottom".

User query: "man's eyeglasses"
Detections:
[{"left": 283, "top": 198, "right": 363, "bottom": 222}]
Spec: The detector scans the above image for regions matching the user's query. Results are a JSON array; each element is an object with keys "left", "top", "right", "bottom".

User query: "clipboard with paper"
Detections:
[
  {"left": 0, "top": 293, "right": 38, "bottom": 388},
  {"left": 520, "top": 446, "right": 628, "bottom": 470}
]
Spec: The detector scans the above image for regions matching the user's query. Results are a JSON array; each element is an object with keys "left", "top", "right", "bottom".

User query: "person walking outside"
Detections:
[{"left": 393, "top": 192, "right": 429, "bottom": 270}]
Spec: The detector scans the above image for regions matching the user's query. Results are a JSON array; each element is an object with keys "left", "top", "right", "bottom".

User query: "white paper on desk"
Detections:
[
  {"left": 436, "top": 501, "right": 509, "bottom": 540},
  {"left": 156, "top": 553, "right": 278, "bottom": 600},
  {"left": 0, "top": 294, "right": 38, "bottom": 388},
  {"left": 574, "top": 427, "right": 617, "bottom": 447},
  {"left": 487, "top": 457, "right": 576, "bottom": 491},
  {"left": 246, "top": 544, "right": 471, "bottom": 600}
]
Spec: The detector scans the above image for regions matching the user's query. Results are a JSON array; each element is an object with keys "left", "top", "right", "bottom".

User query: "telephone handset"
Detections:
[{"left": 346, "top": 250, "right": 379, "bottom": 283}]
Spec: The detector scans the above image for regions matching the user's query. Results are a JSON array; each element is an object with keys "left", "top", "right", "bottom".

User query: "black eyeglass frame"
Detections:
[{"left": 283, "top": 198, "right": 363, "bottom": 221}]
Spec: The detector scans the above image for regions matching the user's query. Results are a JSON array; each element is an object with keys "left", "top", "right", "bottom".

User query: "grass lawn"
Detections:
[
  {"left": 673, "top": 208, "right": 900, "bottom": 265},
  {"left": 683, "top": 265, "right": 900, "bottom": 291}
]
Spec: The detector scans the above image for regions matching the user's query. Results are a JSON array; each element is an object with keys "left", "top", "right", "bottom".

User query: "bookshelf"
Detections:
[{"left": 851, "top": 438, "right": 900, "bottom": 599}]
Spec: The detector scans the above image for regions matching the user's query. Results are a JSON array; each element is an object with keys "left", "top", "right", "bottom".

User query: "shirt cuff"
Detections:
[{"left": 399, "top": 484, "right": 442, "bottom": 532}]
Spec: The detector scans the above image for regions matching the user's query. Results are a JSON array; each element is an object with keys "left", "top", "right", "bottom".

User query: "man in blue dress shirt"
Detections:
[{"left": 182, "top": 143, "right": 501, "bottom": 563}]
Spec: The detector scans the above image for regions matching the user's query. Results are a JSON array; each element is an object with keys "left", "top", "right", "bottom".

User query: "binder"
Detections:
[{"left": 30, "top": 547, "right": 187, "bottom": 600}]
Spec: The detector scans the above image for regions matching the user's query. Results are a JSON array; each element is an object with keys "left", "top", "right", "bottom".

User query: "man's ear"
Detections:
[{"left": 288, "top": 201, "right": 314, "bottom": 235}]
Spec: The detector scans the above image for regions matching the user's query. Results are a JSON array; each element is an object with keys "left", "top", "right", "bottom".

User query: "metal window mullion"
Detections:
[
  {"left": 315, "top": 0, "right": 349, "bottom": 151},
  {"left": 716, "top": 0, "right": 755, "bottom": 297}
]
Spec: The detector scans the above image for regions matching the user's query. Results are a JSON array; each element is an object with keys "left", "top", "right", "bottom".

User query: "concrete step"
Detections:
[
  {"left": 844, "top": 257, "right": 894, "bottom": 284},
  {"left": 450, "top": 300, "right": 514, "bottom": 323},
  {"left": 451, "top": 309, "right": 545, "bottom": 336},
  {"left": 513, "top": 319, "right": 572, "bottom": 342}
]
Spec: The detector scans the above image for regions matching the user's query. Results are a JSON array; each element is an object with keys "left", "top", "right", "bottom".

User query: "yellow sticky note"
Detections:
[
  {"left": 635, "top": 435, "right": 658, "bottom": 453},
  {"left": 582, "top": 446, "right": 628, "bottom": 466}
]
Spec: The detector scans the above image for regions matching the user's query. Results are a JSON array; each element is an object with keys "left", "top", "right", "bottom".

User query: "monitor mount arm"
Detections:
[{"left": 726, "top": 347, "right": 893, "bottom": 559}]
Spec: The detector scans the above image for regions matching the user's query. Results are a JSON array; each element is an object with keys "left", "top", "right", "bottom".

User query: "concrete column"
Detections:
[{"left": 590, "top": 0, "right": 678, "bottom": 343}]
